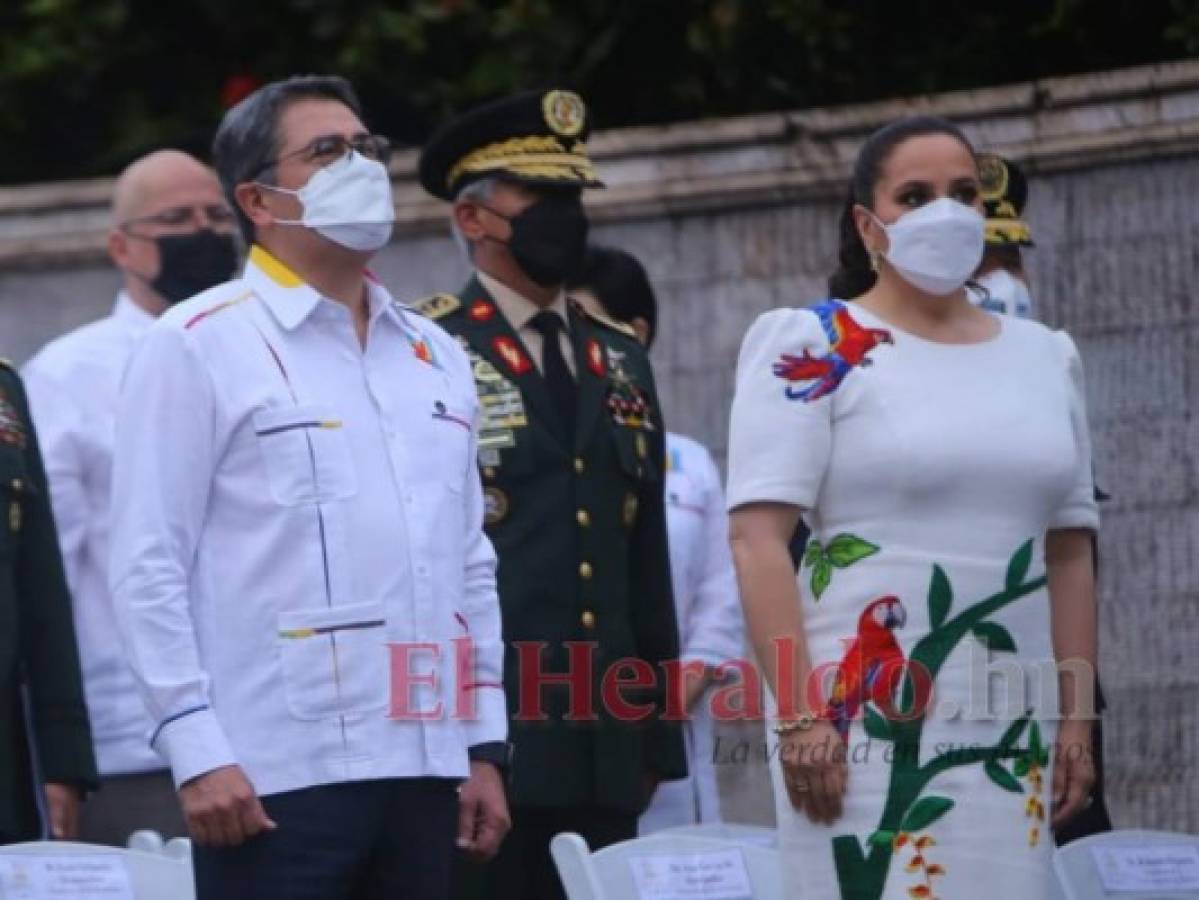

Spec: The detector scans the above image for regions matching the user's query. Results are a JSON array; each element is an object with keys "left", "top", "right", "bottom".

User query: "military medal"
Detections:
[
  {"left": 483, "top": 487, "right": 509, "bottom": 525},
  {"left": 585, "top": 339, "right": 606, "bottom": 378},
  {"left": 0, "top": 395, "right": 26, "bottom": 449},
  {"left": 492, "top": 336, "right": 532, "bottom": 376}
]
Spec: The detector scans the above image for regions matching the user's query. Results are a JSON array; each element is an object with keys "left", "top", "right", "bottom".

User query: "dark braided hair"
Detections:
[{"left": 828, "top": 116, "right": 976, "bottom": 300}]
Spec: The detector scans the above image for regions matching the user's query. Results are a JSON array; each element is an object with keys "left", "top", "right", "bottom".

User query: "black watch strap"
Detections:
[{"left": 468, "top": 741, "right": 512, "bottom": 772}]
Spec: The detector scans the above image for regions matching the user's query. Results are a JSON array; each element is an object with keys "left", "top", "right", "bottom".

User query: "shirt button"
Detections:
[
  {"left": 579, "top": 561, "right": 593, "bottom": 580},
  {"left": 573, "top": 458, "right": 585, "bottom": 474},
  {"left": 576, "top": 509, "right": 590, "bottom": 528},
  {"left": 580, "top": 610, "right": 596, "bottom": 629}
]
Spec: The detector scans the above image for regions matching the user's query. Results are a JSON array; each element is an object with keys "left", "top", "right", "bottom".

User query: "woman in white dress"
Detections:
[{"left": 726, "top": 117, "right": 1099, "bottom": 898}]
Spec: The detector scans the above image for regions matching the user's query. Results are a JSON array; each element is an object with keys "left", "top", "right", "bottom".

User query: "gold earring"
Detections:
[{"left": 868, "top": 249, "right": 881, "bottom": 273}]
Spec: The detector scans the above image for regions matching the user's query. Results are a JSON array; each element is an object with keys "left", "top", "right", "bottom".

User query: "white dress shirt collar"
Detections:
[
  {"left": 477, "top": 270, "right": 569, "bottom": 331},
  {"left": 243, "top": 245, "right": 407, "bottom": 336}
]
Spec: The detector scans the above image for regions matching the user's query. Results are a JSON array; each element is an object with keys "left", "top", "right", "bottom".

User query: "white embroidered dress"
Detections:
[{"left": 726, "top": 300, "right": 1098, "bottom": 899}]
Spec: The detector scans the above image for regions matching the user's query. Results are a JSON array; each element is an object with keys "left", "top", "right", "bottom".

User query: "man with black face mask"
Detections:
[
  {"left": 22, "top": 149, "right": 236, "bottom": 846},
  {"left": 418, "top": 91, "right": 687, "bottom": 899}
]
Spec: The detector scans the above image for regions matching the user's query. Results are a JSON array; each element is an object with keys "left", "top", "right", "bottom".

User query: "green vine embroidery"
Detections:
[
  {"left": 832, "top": 538, "right": 1046, "bottom": 900},
  {"left": 803, "top": 533, "right": 880, "bottom": 600}
]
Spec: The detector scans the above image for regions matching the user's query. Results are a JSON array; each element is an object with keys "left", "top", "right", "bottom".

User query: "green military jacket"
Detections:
[
  {"left": 419, "top": 276, "right": 687, "bottom": 814},
  {"left": 0, "top": 361, "right": 97, "bottom": 840}
]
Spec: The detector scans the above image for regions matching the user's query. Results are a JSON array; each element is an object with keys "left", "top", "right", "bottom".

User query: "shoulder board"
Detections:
[
  {"left": 571, "top": 299, "right": 636, "bottom": 339},
  {"left": 0, "top": 358, "right": 13, "bottom": 371},
  {"left": 413, "top": 293, "right": 461, "bottom": 320}
]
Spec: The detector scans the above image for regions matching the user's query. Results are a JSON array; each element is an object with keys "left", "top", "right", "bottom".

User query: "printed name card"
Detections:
[
  {"left": 1090, "top": 843, "right": 1199, "bottom": 893},
  {"left": 629, "top": 848, "right": 753, "bottom": 900},
  {"left": 0, "top": 854, "right": 135, "bottom": 899}
]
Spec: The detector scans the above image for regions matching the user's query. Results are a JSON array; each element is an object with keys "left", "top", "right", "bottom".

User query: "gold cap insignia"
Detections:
[
  {"left": 543, "top": 90, "right": 586, "bottom": 138},
  {"left": 979, "top": 154, "right": 1010, "bottom": 202}
]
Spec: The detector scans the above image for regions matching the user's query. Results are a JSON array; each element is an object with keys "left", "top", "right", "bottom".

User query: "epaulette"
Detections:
[
  {"left": 0, "top": 358, "right": 13, "bottom": 371},
  {"left": 413, "top": 293, "right": 461, "bottom": 320},
  {"left": 570, "top": 298, "right": 636, "bottom": 339}
]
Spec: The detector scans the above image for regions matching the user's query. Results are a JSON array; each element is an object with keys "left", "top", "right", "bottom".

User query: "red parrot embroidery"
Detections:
[
  {"left": 823, "top": 595, "right": 907, "bottom": 742},
  {"left": 773, "top": 300, "right": 893, "bottom": 402}
]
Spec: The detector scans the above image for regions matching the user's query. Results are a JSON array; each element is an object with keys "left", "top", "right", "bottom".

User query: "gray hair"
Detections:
[
  {"left": 212, "top": 74, "right": 363, "bottom": 244},
  {"left": 450, "top": 176, "right": 501, "bottom": 261}
]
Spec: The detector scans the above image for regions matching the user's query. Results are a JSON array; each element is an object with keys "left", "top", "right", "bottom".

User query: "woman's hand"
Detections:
[
  {"left": 1051, "top": 718, "right": 1096, "bottom": 829},
  {"left": 778, "top": 719, "right": 848, "bottom": 825}
]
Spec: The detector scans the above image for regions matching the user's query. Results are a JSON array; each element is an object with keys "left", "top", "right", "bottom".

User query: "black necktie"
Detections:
[{"left": 530, "top": 310, "right": 576, "bottom": 440}]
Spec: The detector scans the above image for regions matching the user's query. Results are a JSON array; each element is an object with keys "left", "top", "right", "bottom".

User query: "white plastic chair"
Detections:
[
  {"left": 551, "top": 831, "right": 781, "bottom": 900},
  {"left": 126, "top": 829, "right": 193, "bottom": 864},
  {"left": 0, "top": 839, "right": 195, "bottom": 899},
  {"left": 652, "top": 822, "right": 778, "bottom": 849},
  {"left": 1054, "top": 829, "right": 1199, "bottom": 900}
]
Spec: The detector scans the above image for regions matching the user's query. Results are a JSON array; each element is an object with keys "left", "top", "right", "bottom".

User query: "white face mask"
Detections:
[
  {"left": 973, "top": 267, "right": 1035, "bottom": 319},
  {"left": 872, "top": 197, "right": 985, "bottom": 296},
  {"left": 264, "top": 151, "right": 395, "bottom": 252}
]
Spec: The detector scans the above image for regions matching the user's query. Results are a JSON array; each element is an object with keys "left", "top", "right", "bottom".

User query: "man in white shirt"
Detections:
[
  {"left": 23, "top": 149, "right": 238, "bottom": 845},
  {"left": 568, "top": 246, "right": 745, "bottom": 832},
  {"left": 108, "top": 75, "right": 509, "bottom": 899}
]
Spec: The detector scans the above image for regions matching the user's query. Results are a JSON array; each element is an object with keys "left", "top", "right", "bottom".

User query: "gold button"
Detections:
[
  {"left": 11, "top": 479, "right": 23, "bottom": 491},
  {"left": 483, "top": 467, "right": 497, "bottom": 480},
  {"left": 573, "top": 457, "right": 585, "bottom": 474},
  {"left": 579, "top": 561, "right": 593, "bottom": 580},
  {"left": 580, "top": 610, "right": 596, "bottom": 629},
  {"left": 576, "top": 509, "right": 591, "bottom": 527}
]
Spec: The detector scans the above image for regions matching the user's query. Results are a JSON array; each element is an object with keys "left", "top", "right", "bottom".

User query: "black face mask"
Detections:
[
  {"left": 485, "top": 193, "right": 589, "bottom": 287},
  {"left": 149, "top": 230, "right": 239, "bottom": 305}
]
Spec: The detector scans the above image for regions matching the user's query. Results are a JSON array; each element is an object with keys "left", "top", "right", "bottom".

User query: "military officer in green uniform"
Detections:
[
  {"left": 418, "top": 90, "right": 686, "bottom": 898},
  {"left": 0, "top": 360, "right": 98, "bottom": 843}
]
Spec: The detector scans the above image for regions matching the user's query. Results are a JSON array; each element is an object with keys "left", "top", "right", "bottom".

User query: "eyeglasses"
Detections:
[
  {"left": 249, "top": 133, "right": 392, "bottom": 180},
  {"left": 121, "top": 204, "right": 236, "bottom": 233}
]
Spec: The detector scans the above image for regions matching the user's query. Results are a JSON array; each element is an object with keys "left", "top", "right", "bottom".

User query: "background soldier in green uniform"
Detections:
[
  {"left": 0, "top": 360, "right": 97, "bottom": 843},
  {"left": 419, "top": 90, "right": 686, "bottom": 898}
]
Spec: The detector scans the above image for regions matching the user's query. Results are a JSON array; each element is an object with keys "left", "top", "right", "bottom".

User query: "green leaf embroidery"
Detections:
[
  {"left": 928, "top": 564, "right": 952, "bottom": 629},
  {"left": 803, "top": 540, "right": 823, "bottom": 568},
  {"left": 811, "top": 558, "right": 833, "bottom": 600},
  {"left": 863, "top": 704, "right": 892, "bottom": 741},
  {"left": 997, "top": 712, "right": 1032, "bottom": 753},
  {"left": 985, "top": 759, "right": 1024, "bottom": 793},
  {"left": 1005, "top": 539, "right": 1034, "bottom": 590},
  {"left": 972, "top": 621, "right": 1018, "bottom": 653},
  {"left": 826, "top": 534, "right": 880, "bottom": 568},
  {"left": 1014, "top": 756, "right": 1031, "bottom": 777},
  {"left": 868, "top": 829, "right": 896, "bottom": 848},
  {"left": 900, "top": 796, "right": 955, "bottom": 832},
  {"left": 1029, "top": 721, "right": 1043, "bottom": 758}
]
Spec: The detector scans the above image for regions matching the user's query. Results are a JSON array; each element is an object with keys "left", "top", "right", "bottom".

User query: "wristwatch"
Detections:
[{"left": 468, "top": 741, "right": 514, "bottom": 774}]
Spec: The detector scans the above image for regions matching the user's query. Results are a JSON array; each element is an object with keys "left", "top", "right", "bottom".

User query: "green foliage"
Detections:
[
  {"left": 0, "top": 0, "right": 1190, "bottom": 183},
  {"left": 971, "top": 621, "right": 1017, "bottom": 653}
]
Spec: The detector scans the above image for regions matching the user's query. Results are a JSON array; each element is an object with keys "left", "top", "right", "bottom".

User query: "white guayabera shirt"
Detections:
[{"left": 109, "top": 246, "right": 506, "bottom": 795}]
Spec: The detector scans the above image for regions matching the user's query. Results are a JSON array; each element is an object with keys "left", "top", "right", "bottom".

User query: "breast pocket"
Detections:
[
  {"left": 253, "top": 404, "right": 358, "bottom": 506},
  {"left": 276, "top": 600, "right": 389, "bottom": 721},
  {"left": 425, "top": 398, "right": 474, "bottom": 494}
]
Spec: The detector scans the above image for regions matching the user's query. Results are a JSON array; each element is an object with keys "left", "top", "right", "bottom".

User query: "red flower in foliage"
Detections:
[{"left": 221, "top": 74, "right": 262, "bottom": 108}]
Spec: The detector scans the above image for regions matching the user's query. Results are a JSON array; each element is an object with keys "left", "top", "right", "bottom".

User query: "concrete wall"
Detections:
[{"left": 3, "top": 60, "right": 1198, "bottom": 832}]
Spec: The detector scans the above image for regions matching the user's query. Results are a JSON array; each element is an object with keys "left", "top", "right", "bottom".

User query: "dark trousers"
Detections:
[
  {"left": 193, "top": 777, "right": 459, "bottom": 900},
  {"left": 455, "top": 805, "right": 636, "bottom": 900},
  {"left": 79, "top": 769, "right": 187, "bottom": 847}
]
